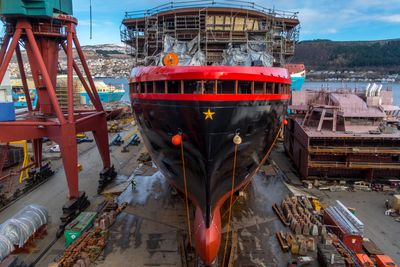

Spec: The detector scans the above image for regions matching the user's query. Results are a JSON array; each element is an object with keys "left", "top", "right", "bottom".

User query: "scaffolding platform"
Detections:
[{"left": 121, "top": 0, "right": 299, "bottom": 66}]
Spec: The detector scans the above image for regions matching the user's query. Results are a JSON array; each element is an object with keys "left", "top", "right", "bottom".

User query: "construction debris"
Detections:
[
  {"left": 317, "top": 243, "right": 346, "bottom": 267},
  {"left": 276, "top": 231, "right": 289, "bottom": 252},
  {"left": 281, "top": 196, "right": 326, "bottom": 237},
  {"left": 54, "top": 201, "right": 127, "bottom": 267},
  {"left": 57, "top": 192, "right": 91, "bottom": 238},
  {"left": 97, "top": 166, "right": 117, "bottom": 194},
  {"left": 273, "top": 203, "right": 289, "bottom": 226}
]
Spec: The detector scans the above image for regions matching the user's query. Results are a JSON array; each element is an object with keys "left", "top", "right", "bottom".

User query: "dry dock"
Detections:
[
  {"left": 98, "top": 167, "right": 294, "bottom": 267},
  {"left": 0, "top": 127, "right": 399, "bottom": 266}
]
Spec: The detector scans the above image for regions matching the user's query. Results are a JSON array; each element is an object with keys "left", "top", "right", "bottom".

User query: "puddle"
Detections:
[{"left": 118, "top": 171, "right": 167, "bottom": 205}]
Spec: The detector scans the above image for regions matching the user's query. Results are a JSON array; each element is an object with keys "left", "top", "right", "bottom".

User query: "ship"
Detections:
[
  {"left": 122, "top": 1, "right": 300, "bottom": 265},
  {"left": 10, "top": 77, "right": 124, "bottom": 108},
  {"left": 80, "top": 80, "right": 125, "bottom": 105},
  {"left": 285, "top": 64, "right": 306, "bottom": 91}
]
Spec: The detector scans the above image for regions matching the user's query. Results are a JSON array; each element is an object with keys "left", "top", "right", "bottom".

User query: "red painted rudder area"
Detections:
[{"left": 194, "top": 206, "right": 221, "bottom": 265}]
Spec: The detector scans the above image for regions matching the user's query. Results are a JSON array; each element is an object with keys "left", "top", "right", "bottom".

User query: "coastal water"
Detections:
[
  {"left": 303, "top": 81, "right": 400, "bottom": 106},
  {"left": 101, "top": 78, "right": 400, "bottom": 106}
]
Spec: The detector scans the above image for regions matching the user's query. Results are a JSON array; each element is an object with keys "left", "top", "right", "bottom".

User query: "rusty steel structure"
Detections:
[
  {"left": 121, "top": 0, "right": 300, "bottom": 66},
  {"left": 284, "top": 89, "right": 400, "bottom": 181},
  {"left": 0, "top": 14, "right": 115, "bottom": 199}
]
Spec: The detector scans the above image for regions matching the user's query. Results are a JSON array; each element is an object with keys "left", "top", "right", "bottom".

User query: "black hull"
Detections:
[{"left": 131, "top": 96, "right": 288, "bottom": 224}]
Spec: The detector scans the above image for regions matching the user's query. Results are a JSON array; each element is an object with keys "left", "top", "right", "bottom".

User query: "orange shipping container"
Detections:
[
  {"left": 375, "top": 255, "right": 398, "bottom": 267},
  {"left": 355, "top": 254, "right": 373, "bottom": 267}
]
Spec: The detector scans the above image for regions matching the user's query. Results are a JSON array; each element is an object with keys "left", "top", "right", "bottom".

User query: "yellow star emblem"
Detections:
[{"left": 203, "top": 108, "right": 215, "bottom": 120}]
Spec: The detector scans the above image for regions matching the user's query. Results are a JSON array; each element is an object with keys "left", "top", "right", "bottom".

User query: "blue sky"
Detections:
[{"left": 72, "top": 0, "right": 400, "bottom": 45}]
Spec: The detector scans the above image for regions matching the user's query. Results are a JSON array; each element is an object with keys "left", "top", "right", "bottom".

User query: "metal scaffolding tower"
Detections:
[{"left": 121, "top": 0, "right": 300, "bottom": 66}]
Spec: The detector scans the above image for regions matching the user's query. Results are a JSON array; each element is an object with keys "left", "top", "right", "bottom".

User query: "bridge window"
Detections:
[
  {"left": 184, "top": 80, "right": 202, "bottom": 94},
  {"left": 168, "top": 80, "right": 181, "bottom": 94},
  {"left": 274, "top": 83, "right": 281, "bottom": 94},
  {"left": 219, "top": 80, "right": 235, "bottom": 94},
  {"left": 147, "top": 81, "right": 154, "bottom": 93},
  {"left": 238, "top": 81, "right": 252, "bottom": 94},
  {"left": 155, "top": 81, "right": 165, "bottom": 93},
  {"left": 266, "top": 83, "right": 274, "bottom": 94},
  {"left": 254, "top": 82, "right": 265, "bottom": 94},
  {"left": 138, "top": 83, "right": 144, "bottom": 93},
  {"left": 130, "top": 83, "right": 137, "bottom": 93},
  {"left": 131, "top": 80, "right": 287, "bottom": 94},
  {"left": 204, "top": 80, "right": 215, "bottom": 94}
]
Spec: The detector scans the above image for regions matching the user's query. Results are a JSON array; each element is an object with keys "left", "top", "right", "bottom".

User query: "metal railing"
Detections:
[
  {"left": 308, "top": 161, "right": 400, "bottom": 170},
  {"left": 309, "top": 146, "right": 400, "bottom": 155},
  {"left": 124, "top": 0, "right": 298, "bottom": 20},
  {"left": 4, "top": 22, "right": 67, "bottom": 37}
]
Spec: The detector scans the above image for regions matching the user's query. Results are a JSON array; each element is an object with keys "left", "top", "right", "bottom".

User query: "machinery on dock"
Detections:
[
  {"left": 123, "top": 1, "right": 300, "bottom": 265},
  {"left": 0, "top": 0, "right": 116, "bottom": 228}
]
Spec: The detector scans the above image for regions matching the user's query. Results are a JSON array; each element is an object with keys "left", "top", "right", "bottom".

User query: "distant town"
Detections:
[
  {"left": 8, "top": 44, "right": 133, "bottom": 79},
  {"left": 6, "top": 43, "right": 400, "bottom": 83},
  {"left": 307, "top": 70, "right": 399, "bottom": 83}
]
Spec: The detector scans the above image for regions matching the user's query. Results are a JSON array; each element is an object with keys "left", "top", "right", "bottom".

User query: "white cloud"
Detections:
[
  {"left": 351, "top": 0, "right": 400, "bottom": 10},
  {"left": 377, "top": 14, "right": 400, "bottom": 23},
  {"left": 326, "top": 28, "right": 338, "bottom": 34}
]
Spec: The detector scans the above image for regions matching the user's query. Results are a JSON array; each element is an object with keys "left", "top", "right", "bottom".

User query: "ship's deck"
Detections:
[{"left": 293, "top": 117, "right": 400, "bottom": 139}]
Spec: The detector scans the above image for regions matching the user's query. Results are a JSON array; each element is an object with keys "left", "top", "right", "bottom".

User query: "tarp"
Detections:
[
  {"left": 0, "top": 205, "right": 48, "bottom": 261},
  {"left": 158, "top": 35, "right": 206, "bottom": 66},
  {"left": 222, "top": 43, "right": 273, "bottom": 67}
]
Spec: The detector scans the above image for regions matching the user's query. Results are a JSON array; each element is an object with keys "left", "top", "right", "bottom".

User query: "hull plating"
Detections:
[{"left": 130, "top": 94, "right": 288, "bottom": 264}]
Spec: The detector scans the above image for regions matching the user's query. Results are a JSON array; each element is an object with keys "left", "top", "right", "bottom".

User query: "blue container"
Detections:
[{"left": 0, "top": 102, "right": 16, "bottom": 121}]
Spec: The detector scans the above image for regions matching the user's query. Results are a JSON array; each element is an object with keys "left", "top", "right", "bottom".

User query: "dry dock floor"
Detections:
[
  {"left": 0, "top": 129, "right": 141, "bottom": 266},
  {"left": 98, "top": 168, "right": 294, "bottom": 267},
  {"left": 0, "top": 135, "right": 399, "bottom": 266},
  {"left": 272, "top": 143, "right": 400, "bottom": 264}
]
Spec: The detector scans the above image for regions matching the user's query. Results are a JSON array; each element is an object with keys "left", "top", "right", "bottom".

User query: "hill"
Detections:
[
  {"left": 292, "top": 39, "right": 400, "bottom": 73},
  {"left": 8, "top": 44, "right": 133, "bottom": 78},
  {"left": 7, "top": 41, "right": 400, "bottom": 80}
]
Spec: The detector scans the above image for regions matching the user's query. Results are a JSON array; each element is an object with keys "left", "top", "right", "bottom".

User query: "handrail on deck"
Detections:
[
  {"left": 124, "top": 0, "right": 298, "bottom": 20},
  {"left": 309, "top": 160, "right": 400, "bottom": 170},
  {"left": 309, "top": 146, "right": 400, "bottom": 154}
]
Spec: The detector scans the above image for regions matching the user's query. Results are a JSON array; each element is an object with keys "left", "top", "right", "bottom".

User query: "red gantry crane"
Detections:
[{"left": 0, "top": 0, "right": 116, "bottom": 220}]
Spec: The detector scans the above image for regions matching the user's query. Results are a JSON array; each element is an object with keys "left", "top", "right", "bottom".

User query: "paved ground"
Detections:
[
  {"left": 0, "top": 127, "right": 142, "bottom": 266},
  {"left": 1, "top": 137, "right": 399, "bottom": 266},
  {"left": 98, "top": 165, "right": 294, "bottom": 267},
  {"left": 313, "top": 190, "right": 400, "bottom": 263},
  {"left": 272, "top": 142, "right": 400, "bottom": 264}
]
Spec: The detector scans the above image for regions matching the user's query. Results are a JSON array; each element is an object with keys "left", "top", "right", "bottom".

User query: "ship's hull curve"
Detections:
[{"left": 130, "top": 94, "right": 288, "bottom": 264}]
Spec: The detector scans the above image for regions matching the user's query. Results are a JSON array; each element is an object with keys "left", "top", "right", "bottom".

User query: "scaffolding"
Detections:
[{"left": 121, "top": 0, "right": 299, "bottom": 66}]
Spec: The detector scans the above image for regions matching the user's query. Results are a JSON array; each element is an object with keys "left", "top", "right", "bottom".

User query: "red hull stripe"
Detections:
[
  {"left": 131, "top": 93, "right": 291, "bottom": 101},
  {"left": 130, "top": 66, "right": 291, "bottom": 84}
]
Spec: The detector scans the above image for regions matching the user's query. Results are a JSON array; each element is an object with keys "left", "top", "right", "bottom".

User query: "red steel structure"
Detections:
[{"left": 0, "top": 14, "right": 113, "bottom": 199}]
